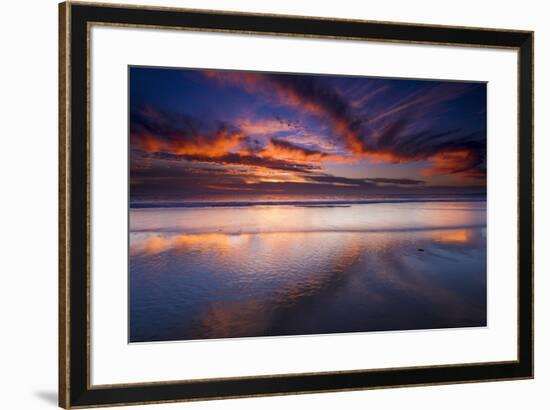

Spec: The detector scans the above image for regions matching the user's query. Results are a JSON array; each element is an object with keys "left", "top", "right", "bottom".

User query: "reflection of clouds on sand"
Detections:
[
  {"left": 196, "top": 233, "right": 365, "bottom": 339},
  {"left": 431, "top": 228, "right": 485, "bottom": 244},
  {"left": 130, "top": 213, "right": 486, "bottom": 342},
  {"left": 130, "top": 233, "right": 238, "bottom": 256},
  {"left": 363, "top": 233, "right": 486, "bottom": 326},
  {"left": 198, "top": 299, "right": 268, "bottom": 338}
]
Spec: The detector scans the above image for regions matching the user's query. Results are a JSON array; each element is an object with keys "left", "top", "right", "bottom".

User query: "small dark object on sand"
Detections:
[{"left": 417, "top": 248, "right": 425, "bottom": 252}]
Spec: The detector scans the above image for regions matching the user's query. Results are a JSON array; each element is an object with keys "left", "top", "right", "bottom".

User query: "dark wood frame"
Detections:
[{"left": 59, "top": 1, "right": 534, "bottom": 408}]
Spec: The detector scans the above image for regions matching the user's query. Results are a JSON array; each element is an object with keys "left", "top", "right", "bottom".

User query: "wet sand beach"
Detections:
[{"left": 129, "top": 199, "right": 486, "bottom": 342}]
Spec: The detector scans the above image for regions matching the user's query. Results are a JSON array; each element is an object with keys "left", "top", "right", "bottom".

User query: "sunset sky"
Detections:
[{"left": 129, "top": 67, "right": 486, "bottom": 202}]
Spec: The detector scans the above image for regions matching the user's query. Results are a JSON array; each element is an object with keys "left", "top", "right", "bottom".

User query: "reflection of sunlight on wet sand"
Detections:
[{"left": 432, "top": 229, "right": 474, "bottom": 244}]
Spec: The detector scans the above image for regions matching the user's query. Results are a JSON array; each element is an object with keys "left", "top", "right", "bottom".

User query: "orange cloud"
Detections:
[
  {"left": 134, "top": 129, "right": 245, "bottom": 157},
  {"left": 261, "top": 139, "right": 353, "bottom": 164},
  {"left": 422, "top": 149, "right": 485, "bottom": 179}
]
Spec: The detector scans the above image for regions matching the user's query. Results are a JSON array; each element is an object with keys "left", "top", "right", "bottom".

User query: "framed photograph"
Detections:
[{"left": 59, "top": 1, "right": 534, "bottom": 408}]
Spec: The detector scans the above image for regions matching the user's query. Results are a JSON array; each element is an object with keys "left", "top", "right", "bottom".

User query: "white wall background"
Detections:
[{"left": 0, "top": 0, "right": 546, "bottom": 409}]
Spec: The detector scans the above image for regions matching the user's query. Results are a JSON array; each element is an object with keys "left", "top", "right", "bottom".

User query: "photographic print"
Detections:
[
  {"left": 60, "top": 5, "right": 534, "bottom": 406},
  {"left": 129, "top": 66, "right": 487, "bottom": 343}
]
